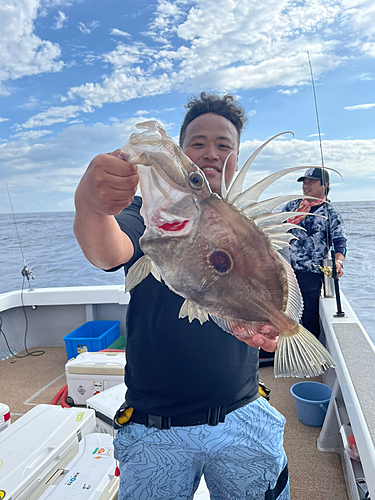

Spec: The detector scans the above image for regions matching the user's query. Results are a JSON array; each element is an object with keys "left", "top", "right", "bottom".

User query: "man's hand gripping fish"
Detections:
[{"left": 121, "top": 120, "right": 336, "bottom": 378}]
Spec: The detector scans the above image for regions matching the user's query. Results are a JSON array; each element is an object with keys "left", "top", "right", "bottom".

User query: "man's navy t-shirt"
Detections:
[{"left": 113, "top": 196, "right": 259, "bottom": 417}]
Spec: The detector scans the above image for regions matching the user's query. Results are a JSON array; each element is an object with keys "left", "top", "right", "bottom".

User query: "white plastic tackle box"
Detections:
[
  {"left": 30, "top": 433, "right": 119, "bottom": 500},
  {"left": 65, "top": 351, "right": 126, "bottom": 406},
  {"left": 0, "top": 404, "right": 101, "bottom": 499},
  {"left": 86, "top": 383, "right": 127, "bottom": 435}
]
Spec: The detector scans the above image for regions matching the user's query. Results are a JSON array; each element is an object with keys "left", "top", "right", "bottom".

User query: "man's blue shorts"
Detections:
[{"left": 113, "top": 396, "right": 290, "bottom": 500}]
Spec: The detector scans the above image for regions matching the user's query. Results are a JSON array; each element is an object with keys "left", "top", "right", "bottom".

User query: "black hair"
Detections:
[{"left": 179, "top": 92, "right": 247, "bottom": 147}]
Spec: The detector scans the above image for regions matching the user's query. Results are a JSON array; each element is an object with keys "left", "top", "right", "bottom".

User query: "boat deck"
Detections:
[{"left": 1, "top": 346, "right": 348, "bottom": 499}]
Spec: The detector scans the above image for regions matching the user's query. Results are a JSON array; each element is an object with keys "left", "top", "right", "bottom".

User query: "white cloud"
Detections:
[
  {"left": 78, "top": 20, "right": 100, "bottom": 35},
  {"left": 353, "top": 72, "right": 375, "bottom": 81},
  {"left": 0, "top": 0, "right": 64, "bottom": 89},
  {"left": 62, "top": 0, "right": 348, "bottom": 111},
  {"left": 344, "top": 103, "right": 375, "bottom": 110},
  {"left": 143, "top": 0, "right": 186, "bottom": 43},
  {"left": 238, "top": 136, "right": 375, "bottom": 200},
  {"left": 53, "top": 10, "right": 68, "bottom": 30},
  {"left": 10, "top": 129, "right": 53, "bottom": 140},
  {"left": 0, "top": 117, "right": 9, "bottom": 123},
  {"left": 341, "top": 0, "right": 375, "bottom": 40},
  {"left": 110, "top": 28, "right": 131, "bottom": 38},
  {"left": 361, "top": 42, "right": 375, "bottom": 57},
  {"left": 18, "top": 96, "right": 41, "bottom": 109},
  {"left": 20, "top": 105, "right": 84, "bottom": 128},
  {"left": 277, "top": 89, "right": 299, "bottom": 95},
  {"left": 42, "top": 0, "right": 80, "bottom": 7},
  {"left": 1, "top": 117, "right": 374, "bottom": 215}
]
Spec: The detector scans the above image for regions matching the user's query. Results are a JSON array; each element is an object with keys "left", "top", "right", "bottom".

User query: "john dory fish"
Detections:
[{"left": 120, "top": 120, "right": 335, "bottom": 378}]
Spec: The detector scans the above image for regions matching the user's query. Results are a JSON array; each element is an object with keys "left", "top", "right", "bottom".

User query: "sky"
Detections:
[{"left": 1, "top": 0, "right": 375, "bottom": 214}]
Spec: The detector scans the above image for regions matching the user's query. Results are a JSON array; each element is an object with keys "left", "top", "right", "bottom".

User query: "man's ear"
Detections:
[{"left": 236, "top": 150, "right": 239, "bottom": 172}]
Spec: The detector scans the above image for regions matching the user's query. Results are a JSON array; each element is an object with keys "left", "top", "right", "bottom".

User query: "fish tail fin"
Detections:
[{"left": 274, "top": 325, "right": 336, "bottom": 378}]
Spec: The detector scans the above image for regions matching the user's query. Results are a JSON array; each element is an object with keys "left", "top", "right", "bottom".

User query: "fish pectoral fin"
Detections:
[
  {"left": 179, "top": 300, "right": 209, "bottom": 325},
  {"left": 125, "top": 255, "right": 160, "bottom": 292},
  {"left": 150, "top": 261, "right": 161, "bottom": 282},
  {"left": 274, "top": 325, "right": 336, "bottom": 378}
]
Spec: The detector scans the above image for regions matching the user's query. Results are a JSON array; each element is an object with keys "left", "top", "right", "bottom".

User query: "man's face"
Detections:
[
  {"left": 302, "top": 178, "right": 326, "bottom": 199},
  {"left": 181, "top": 113, "right": 239, "bottom": 196}
]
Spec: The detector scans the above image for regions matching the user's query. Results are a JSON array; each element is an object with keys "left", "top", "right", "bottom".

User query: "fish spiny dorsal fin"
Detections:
[
  {"left": 226, "top": 132, "right": 294, "bottom": 203},
  {"left": 241, "top": 195, "right": 304, "bottom": 218},
  {"left": 233, "top": 165, "right": 343, "bottom": 210},
  {"left": 179, "top": 299, "right": 209, "bottom": 324},
  {"left": 263, "top": 223, "right": 306, "bottom": 236},
  {"left": 220, "top": 152, "right": 234, "bottom": 199},
  {"left": 232, "top": 165, "right": 322, "bottom": 209},
  {"left": 254, "top": 211, "right": 326, "bottom": 229},
  {"left": 270, "top": 234, "right": 298, "bottom": 251},
  {"left": 277, "top": 254, "right": 303, "bottom": 322},
  {"left": 125, "top": 255, "right": 161, "bottom": 293},
  {"left": 264, "top": 224, "right": 305, "bottom": 250}
]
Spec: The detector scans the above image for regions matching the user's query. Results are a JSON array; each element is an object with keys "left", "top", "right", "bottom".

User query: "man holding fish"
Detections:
[{"left": 74, "top": 92, "right": 300, "bottom": 499}]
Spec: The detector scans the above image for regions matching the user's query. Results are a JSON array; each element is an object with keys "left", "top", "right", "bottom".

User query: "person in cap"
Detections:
[{"left": 283, "top": 167, "right": 347, "bottom": 338}]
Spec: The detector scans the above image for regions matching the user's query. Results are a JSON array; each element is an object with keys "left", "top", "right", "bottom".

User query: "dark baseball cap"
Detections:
[{"left": 297, "top": 167, "right": 330, "bottom": 184}]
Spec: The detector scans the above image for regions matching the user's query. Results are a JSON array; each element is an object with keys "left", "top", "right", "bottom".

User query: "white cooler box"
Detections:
[
  {"left": 66, "top": 351, "right": 126, "bottom": 406},
  {"left": 86, "top": 383, "right": 127, "bottom": 435},
  {"left": 0, "top": 404, "right": 118, "bottom": 499}
]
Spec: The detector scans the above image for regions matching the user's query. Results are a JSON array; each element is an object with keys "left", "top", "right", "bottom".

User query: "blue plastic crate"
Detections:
[{"left": 63, "top": 320, "right": 121, "bottom": 360}]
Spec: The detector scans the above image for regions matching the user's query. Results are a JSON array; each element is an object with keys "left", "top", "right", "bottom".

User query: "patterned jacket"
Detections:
[{"left": 284, "top": 199, "right": 347, "bottom": 274}]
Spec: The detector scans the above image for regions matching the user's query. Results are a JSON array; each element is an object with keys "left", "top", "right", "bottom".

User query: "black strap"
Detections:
[
  {"left": 265, "top": 464, "right": 289, "bottom": 500},
  {"left": 125, "top": 393, "right": 260, "bottom": 429}
]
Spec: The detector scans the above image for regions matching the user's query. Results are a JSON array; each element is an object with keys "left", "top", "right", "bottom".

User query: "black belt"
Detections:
[{"left": 127, "top": 393, "right": 260, "bottom": 430}]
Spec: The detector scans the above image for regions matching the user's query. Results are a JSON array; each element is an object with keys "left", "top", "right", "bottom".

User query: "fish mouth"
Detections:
[
  {"left": 143, "top": 191, "right": 199, "bottom": 236},
  {"left": 147, "top": 209, "right": 195, "bottom": 236}
]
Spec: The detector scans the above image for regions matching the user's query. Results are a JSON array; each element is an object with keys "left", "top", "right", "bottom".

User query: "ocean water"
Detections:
[{"left": 1, "top": 201, "right": 374, "bottom": 343}]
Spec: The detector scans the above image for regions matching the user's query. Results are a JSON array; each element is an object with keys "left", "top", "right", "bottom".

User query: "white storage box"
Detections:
[
  {"left": 86, "top": 383, "right": 127, "bottom": 435},
  {"left": 30, "top": 433, "right": 119, "bottom": 500},
  {"left": 0, "top": 404, "right": 96, "bottom": 500},
  {"left": 66, "top": 351, "right": 126, "bottom": 406}
]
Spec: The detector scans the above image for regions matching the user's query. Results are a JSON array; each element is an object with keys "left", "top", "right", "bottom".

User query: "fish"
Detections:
[{"left": 120, "top": 120, "right": 336, "bottom": 378}]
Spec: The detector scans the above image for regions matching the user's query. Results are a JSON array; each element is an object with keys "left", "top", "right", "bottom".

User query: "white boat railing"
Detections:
[{"left": 319, "top": 292, "right": 375, "bottom": 500}]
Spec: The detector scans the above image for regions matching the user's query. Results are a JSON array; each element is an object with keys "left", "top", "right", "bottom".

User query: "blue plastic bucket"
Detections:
[{"left": 290, "top": 381, "right": 332, "bottom": 427}]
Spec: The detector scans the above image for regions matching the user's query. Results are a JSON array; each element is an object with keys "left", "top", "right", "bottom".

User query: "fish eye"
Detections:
[
  {"left": 209, "top": 250, "right": 233, "bottom": 274},
  {"left": 189, "top": 171, "right": 205, "bottom": 189}
]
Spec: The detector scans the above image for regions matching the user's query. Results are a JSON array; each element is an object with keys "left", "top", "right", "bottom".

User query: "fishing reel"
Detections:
[
  {"left": 312, "top": 263, "right": 332, "bottom": 277},
  {"left": 21, "top": 265, "right": 35, "bottom": 281},
  {"left": 317, "top": 265, "right": 332, "bottom": 277}
]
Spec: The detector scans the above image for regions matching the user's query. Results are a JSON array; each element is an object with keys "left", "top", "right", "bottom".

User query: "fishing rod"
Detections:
[
  {"left": 306, "top": 51, "right": 345, "bottom": 317},
  {"left": 2, "top": 185, "right": 44, "bottom": 359},
  {"left": 6, "top": 184, "right": 35, "bottom": 291}
]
